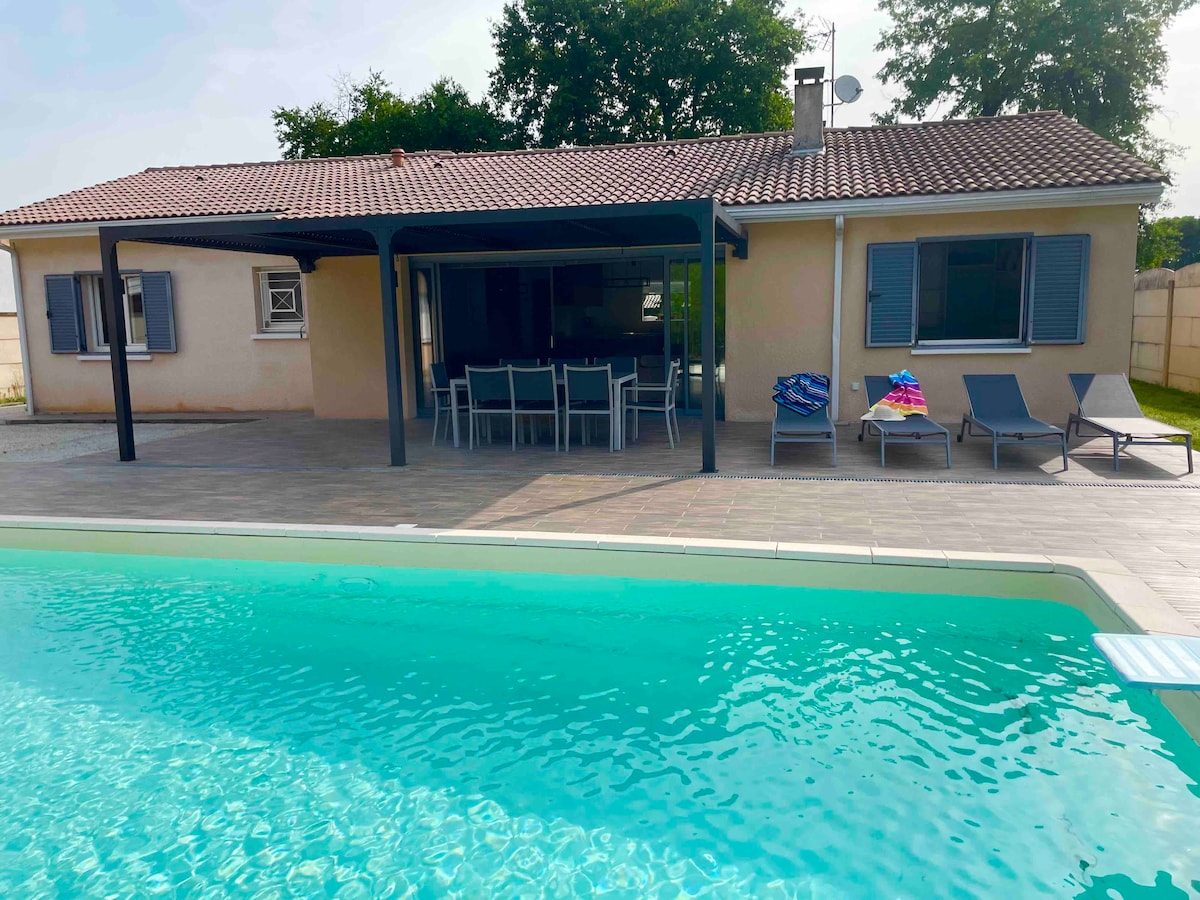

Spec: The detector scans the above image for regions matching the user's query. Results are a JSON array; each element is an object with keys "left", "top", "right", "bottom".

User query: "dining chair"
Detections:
[
  {"left": 548, "top": 358, "right": 589, "bottom": 378},
  {"left": 465, "top": 366, "right": 517, "bottom": 450},
  {"left": 564, "top": 364, "right": 614, "bottom": 452},
  {"left": 510, "top": 366, "right": 562, "bottom": 450},
  {"left": 625, "top": 359, "right": 681, "bottom": 447},
  {"left": 500, "top": 357, "right": 541, "bottom": 367}
]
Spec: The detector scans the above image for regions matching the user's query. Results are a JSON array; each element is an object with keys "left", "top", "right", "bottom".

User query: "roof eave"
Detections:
[{"left": 724, "top": 182, "right": 1164, "bottom": 223}]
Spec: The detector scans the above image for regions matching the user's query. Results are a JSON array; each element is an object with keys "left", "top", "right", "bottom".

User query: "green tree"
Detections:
[
  {"left": 1139, "top": 215, "right": 1200, "bottom": 270},
  {"left": 1137, "top": 216, "right": 1184, "bottom": 271},
  {"left": 873, "top": 0, "right": 1195, "bottom": 166},
  {"left": 489, "top": 0, "right": 808, "bottom": 147},
  {"left": 1166, "top": 216, "right": 1200, "bottom": 269},
  {"left": 273, "top": 73, "right": 518, "bottom": 158}
]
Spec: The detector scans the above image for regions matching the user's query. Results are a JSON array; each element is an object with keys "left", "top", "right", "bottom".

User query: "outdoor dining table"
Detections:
[{"left": 448, "top": 372, "right": 638, "bottom": 451}]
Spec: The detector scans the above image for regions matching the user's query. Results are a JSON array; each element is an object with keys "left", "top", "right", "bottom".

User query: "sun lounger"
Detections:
[
  {"left": 958, "top": 374, "right": 1067, "bottom": 470},
  {"left": 858, "top": 375, "right": 951, "bottom": 468},
  {"left": 771, "top": 375, "right": 837, "bottom": 467},
  {"left": 1067, "top": 373, "right": 1193, "bottom": 474}
]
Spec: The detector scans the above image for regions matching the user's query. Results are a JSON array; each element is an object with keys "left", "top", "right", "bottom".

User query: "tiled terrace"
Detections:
[{"left": 2, "top": 413, "right": 1198, "bottom": 625}]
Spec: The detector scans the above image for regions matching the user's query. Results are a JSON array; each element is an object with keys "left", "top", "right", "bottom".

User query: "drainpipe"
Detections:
[
  {"left": 0, "top": 242, "right": 33, "bottom": 413},
  {"left": 830, "top": 215, "right": 845, "bottom": 422}
]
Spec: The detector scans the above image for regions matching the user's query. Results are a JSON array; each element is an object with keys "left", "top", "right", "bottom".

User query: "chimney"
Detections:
[
  {"left": 792, "top": 67, "right": 825, "bottom": 155},
  {"left": 390, "top": 148, "right": 406, "bottom": 167}
]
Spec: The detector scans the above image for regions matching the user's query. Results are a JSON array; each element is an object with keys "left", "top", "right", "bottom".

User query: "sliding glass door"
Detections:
[
  {"left": 666, "top": 257, "right": 726, "bottom": 416},
  {"left": 414, "top": 252, "right": 725, "bottom": 419},
  {"left": 550, "top": 258, "right": 663, "bottom": 361}
]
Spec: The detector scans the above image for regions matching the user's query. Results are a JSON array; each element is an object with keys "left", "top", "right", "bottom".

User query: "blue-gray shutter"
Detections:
[
  {"left": 45, "top": 274, "right": 84, "bottom": 353},
  {"left": 141, "top": 271, "right": 177, "bottom": 353},
  {"left": 1028, "top": 235, "right": 1089, "bottom": 344},
  {"left": 865, "top": 242, "right": 917, "bottom": 347}
]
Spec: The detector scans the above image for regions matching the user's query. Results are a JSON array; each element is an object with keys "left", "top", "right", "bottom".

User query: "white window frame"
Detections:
[
  {"left": 81, "top": 273, "right": 148, "bottom": 353},
  {"left": 256, "top": 268, "right": 306, "bottom": 334},
  {"left": 914, "top": 234, "right": 1030, "bottom": 349}
]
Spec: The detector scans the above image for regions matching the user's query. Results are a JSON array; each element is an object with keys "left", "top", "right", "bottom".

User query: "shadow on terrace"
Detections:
[{"left": 68, "top": 413, "right": 1199, "bottom": 485}]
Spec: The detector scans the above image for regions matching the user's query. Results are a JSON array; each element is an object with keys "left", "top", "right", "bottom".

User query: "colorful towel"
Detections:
[
  {"left": 873, "top": 369, "right": 928, "bottom": 417},
  {"left": 774, "top": 373, "right": 830, "bottom": 416}
]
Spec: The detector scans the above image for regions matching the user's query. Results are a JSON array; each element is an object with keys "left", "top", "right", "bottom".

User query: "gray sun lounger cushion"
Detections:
[
  {"left": 774, "top": 404, "right": 834, "bottom": 435},
  {"left": 859, "top": 375, "right": 950, "bottom": 467},
  {"left": 1067, "top": 374, "right": 1193, "bottom": 473},
  {"left": 771, "top": 376, "right": 837, "bottom": 467},
  {"left": 959, "top": 374, "right": 1067, "bottom": 470}
]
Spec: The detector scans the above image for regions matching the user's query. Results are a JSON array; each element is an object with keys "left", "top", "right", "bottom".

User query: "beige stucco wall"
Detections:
[
  {"left": 726, "top": 220, "right": 835, "bottom": 422},
  {"left": 305, "top": 254, "right": 416, "bottom": 419},
  {"left": 1132, "top": 264, "right": 1200, "bottom": 393},
  {"left": 724, "top": 204, "right": 1140, "bottom": 423},
  {"left": 15, "top": 236, "right": 314, "bottom": 413},
  {"left": 0, "top": 314, "right": 24, "bottom": 400}
]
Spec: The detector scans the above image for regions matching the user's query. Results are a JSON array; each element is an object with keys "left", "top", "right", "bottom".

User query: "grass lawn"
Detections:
[{"left": 1130, "top": 379, "right": 1200, "bottom": 441}]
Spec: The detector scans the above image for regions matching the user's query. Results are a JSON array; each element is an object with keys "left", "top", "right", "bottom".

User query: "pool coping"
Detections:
[{"left": 0, "top": 513, "right": 1196, "bottom": 641}]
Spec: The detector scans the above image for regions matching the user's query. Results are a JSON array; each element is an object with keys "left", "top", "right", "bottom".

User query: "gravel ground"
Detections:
[{"left": 0, "top": 421, "right": 231, "bottom": 463}]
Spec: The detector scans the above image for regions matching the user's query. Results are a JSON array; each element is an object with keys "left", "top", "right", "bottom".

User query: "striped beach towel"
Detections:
[
  {"left": 774, "top": 373, "right": 830, "bottom": 416},
  {"left": 873, "top": 369, "right": 928, "bottom": 417}
]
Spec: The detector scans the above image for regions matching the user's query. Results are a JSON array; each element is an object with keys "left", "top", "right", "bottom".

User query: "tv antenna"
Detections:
[{"left": 812, "top": 19, "right": 863, "bottom": 126}]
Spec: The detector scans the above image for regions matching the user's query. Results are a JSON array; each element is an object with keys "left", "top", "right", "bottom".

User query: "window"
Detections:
[
  {"left": 865, "top": 234, "right": 1088, "bottom": 350},
  {"left": 916, "top": 237, "right": 1025, "bottom": 344},
  {"left": 82, "top": 273, "right": 147, "bottom": 351},
  {"left": 45, "top": 271, "right": 176, "bottom": 355},
  {"left": 257, "top": 269, "right": 305, "bottom": 332}
]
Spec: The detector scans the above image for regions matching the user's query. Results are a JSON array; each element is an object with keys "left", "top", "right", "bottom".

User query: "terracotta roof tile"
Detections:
[{"left": 0, "top": 112, "right": 1163, "bottom": 228}]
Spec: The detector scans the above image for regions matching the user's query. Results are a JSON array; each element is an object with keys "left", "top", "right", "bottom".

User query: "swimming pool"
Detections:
[{"left": 1, "top": 525, "right": 1198, "bottom": 897}]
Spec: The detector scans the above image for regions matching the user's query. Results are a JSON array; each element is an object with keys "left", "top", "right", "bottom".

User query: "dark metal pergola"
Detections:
[{"left": 97, "top": 198, "right": 746, "bottom": 473}]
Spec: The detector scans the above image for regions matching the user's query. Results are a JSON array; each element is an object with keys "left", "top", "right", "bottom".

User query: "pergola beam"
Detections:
[
  {"left": 137, "top": 235, "right": 367, "bottom": 259},
  {"left": 559, "top": 218, "right": 634, "bottom": 246},
  {"left": 713, "top": 202, "right": 748, "bottom": 259},
  {"left": 399, "top": 225, "right": 518, "bottom": 253},
  {"left": 104, "top": 199, "right": 713, "bottom": 244}
]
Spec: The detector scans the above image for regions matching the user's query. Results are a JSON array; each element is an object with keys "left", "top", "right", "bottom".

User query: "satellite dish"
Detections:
[{"left": 833, "top": 74, "right": 863, "bottom": 104}]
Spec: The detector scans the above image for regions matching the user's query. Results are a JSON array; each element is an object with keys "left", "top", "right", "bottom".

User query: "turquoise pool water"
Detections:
[{"left": 1, "top": 548, "right": 1198, "bottom": 898}]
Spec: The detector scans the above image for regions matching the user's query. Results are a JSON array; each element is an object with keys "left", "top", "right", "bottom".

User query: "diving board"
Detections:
[{"left": 1093, "top": 634, "right": 1200, "bottom": 690}]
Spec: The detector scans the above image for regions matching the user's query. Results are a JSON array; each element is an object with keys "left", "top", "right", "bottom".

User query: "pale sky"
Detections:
[{"left": 1, "top": 0, "right": 1198, "bottom": 221}]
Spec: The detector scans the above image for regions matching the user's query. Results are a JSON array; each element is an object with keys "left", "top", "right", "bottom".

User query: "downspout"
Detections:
[
  {"left": 0, "top": 242, "right": 34, "bottom": 413},
  {"left": 830, "top": 215, "right": 845, "bottom": 422}
]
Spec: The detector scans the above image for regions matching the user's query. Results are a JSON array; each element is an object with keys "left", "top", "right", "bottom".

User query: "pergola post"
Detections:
[
  {"left": 373, "top": 228, "right": 406, "bottom": 466},
  {"left": 99, "top": 232, "right": 135, "bottom": 461},
  {"left": 698, "top": 205, "right": 717, "bottom": 473}
]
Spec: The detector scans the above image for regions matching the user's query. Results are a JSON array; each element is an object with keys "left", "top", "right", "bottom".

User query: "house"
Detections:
[{"left": 0, "top": 68, "right": 1163, "bottom": 470}]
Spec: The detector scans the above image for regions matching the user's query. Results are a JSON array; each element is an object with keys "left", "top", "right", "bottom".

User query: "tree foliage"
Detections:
[
  {"left": 274, "top": 1, "right": 807, "bottom": 157},
  {"left": 1138, "top": 216, "right": 1185, "bottom": 271},
  {"left": 489, "top": 0, "right": 808, "bottom": 147},
  {"left": 1138, "top": 215, "right": 1200, "bottom": 271},
  {"left": 273, "top": 73, "right": 518, "bottom": 158},
  {"left": 874, "top": 0, "right": 1195, "bottom": 166}
]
